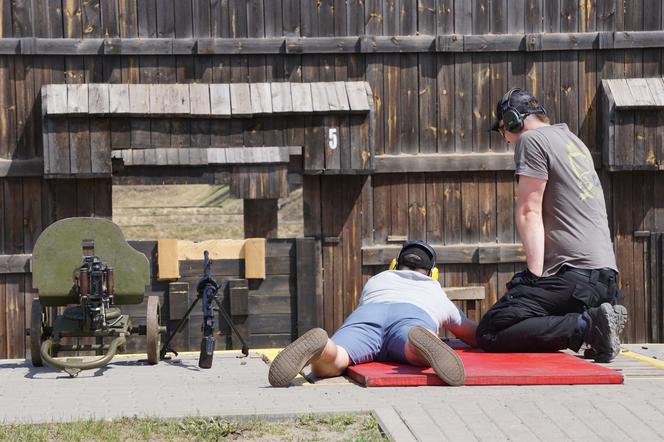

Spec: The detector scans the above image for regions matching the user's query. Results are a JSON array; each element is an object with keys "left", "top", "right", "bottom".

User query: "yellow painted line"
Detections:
[{"left": 620, "top": 349, "right": 664, "bottom": 370}]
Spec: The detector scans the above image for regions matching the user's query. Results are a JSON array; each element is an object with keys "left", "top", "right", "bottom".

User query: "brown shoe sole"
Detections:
[
  {"left": 268, "top": 328, "right": 328, "bottom": 387},
  {"left": 408, "top": 326, "right": 465, "bottom": 386}
]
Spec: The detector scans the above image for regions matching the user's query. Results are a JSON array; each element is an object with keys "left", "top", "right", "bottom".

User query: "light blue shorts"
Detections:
[{"left": 330, "top": 303, "right": 437, "bottom": 365}]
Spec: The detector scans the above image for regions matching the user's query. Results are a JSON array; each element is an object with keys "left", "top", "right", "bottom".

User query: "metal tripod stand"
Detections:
[{"left": 159, "top": 251, "right": 249, "bottom": 367}]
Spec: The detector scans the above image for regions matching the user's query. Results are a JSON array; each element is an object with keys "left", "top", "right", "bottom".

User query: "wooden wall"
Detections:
[{"left": 2, "top": 0, "right": 664, "bottom": 358}]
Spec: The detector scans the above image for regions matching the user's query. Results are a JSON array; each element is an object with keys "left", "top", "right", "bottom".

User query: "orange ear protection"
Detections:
[{"left": 390, "top": 240, "right": 439, "bottom": 281}]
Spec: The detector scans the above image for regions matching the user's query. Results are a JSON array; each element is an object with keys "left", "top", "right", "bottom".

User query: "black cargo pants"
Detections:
[{"left": 476, "top": 267, "right": 622, "bottom": 353}]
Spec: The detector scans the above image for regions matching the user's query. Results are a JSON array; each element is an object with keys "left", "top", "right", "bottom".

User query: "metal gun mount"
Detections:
[{"left": 28, "top": 217, "right": 164, "bottom": 377}]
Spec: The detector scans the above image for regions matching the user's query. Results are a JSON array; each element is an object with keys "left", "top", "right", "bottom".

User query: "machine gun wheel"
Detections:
[
  {"left": 29, "top": 299, "right": 49, "bottom": 367},
  {"left": 146, "top": 296, "right": 161, "bottom": 365}
]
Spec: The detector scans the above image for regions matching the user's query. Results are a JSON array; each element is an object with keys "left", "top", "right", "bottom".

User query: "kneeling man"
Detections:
[{"left": 268, "top": 240, "right": 477, "bottom": 387}]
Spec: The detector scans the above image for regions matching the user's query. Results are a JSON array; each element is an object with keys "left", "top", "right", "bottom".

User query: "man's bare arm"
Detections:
[
  {"left": 516, "top": 175, "right": 547, "bottom": 276},
  {"left": 446, "top": 316, "right": 478, "bottom": 348}
]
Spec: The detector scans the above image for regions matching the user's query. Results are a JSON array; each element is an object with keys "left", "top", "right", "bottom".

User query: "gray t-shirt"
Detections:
[{"left": 514, "top": 123, "right": 617, "bottom": 276}]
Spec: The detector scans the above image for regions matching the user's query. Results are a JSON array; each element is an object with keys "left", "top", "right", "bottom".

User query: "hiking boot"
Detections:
[
  {"left": 584, "top": 304, "right": 628, "bottom": 360},
  {"left": 407, "top": 326, "right": 465, "bottom": 386},
  {"left": 583, "top": 303, "right": 628, "bottom": 363},
  {"left": 268, "top": 328, "right": 328, "bottom": 387}
]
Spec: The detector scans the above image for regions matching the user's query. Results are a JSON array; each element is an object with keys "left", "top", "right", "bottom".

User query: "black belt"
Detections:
[{"left": 561, "top": 266, "right": 616, "bottom": 286}]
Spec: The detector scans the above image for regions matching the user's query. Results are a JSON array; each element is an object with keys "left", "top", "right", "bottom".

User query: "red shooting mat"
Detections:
[{"left": 346, "top": 348, "right": 624, "bottom": 387}]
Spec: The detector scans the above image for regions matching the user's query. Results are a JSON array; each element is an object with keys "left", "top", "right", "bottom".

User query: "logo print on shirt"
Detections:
[{"left": 567, "top": 142, "right": 601, "bottom": 201}]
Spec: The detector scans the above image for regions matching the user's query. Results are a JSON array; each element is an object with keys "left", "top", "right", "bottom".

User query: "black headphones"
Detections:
[
  {"left": 500, "top": 88, "right": 546, "bottom": 133},
  {"left": 391, "top": 240, "right": 438, "bottom": 278}
]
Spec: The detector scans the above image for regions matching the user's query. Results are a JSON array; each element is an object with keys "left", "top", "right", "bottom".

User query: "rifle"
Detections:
[{"left": 160, "top": 250, "right": 249, "bottom": 368}]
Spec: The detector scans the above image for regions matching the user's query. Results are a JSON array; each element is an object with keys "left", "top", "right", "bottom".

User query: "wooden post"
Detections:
[
  {"left": 243, "top": 199, "right": 278, "bottom": 239},
  {"left": 296, "top": 237, "right": 323, "bottom": 336}
]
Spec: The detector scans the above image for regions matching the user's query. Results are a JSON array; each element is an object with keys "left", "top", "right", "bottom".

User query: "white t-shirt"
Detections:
[{"left": 359, "top": 270, "right": 464, "bottom": 330}]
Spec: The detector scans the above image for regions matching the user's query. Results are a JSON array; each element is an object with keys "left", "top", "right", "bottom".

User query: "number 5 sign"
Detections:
[{"left": 327, "top": 128, "right": 338, "bottom": 150}]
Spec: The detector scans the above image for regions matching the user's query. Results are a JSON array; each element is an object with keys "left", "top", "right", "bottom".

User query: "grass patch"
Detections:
[{"left": 0, "top": 414, "right": 387, "bottom": 441}]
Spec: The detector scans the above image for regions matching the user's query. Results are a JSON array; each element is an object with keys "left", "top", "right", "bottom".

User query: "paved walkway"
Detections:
[{"left": 1, "top": 344, "right": 664, "bottom": 441}]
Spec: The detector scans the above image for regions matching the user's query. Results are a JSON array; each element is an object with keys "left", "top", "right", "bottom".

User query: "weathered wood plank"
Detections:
[
  {"left": 346, "top": 81, "right": 370, "bottom": 112},
  {"left": 626, "top": 78, "right": 656, "bottom": 107},
  {"left": 0, "top": 159, "right": 43, "bottom": 177},
  {"left": 209, "top": 83, "right": 231, "bottom": 117},
  {"left": 271, "top": 82, "right": 293, "bottom": 113},
  {"left": 614, "top": 31, "right": 664, "bottom": 48},
  {"left": 249, "top": 82, "right": 272, "bottom": 115},
  {"left": 464, "top": 34, "right": 524, "bottom": 51},
  {"left": 296, "top": 237, "right": 322, "bottom": 334},
  {"left": 0, "top": 39, "right": 20, "bottom": 54},
  {"left": 33, "top": 37, "right": 104, "bottom": 54},
  {"left": 44, "top": 84, "right": 68, "bottom": 115},
  {"left": 229, "top": 83, "right": 252, "bottom": 117},
  {"left": 646, "top": 78, "right": 664, "bottom": 106},
  {"left": 540, "top": 32, "right": 598, "bottom": 50},
  {"left": 311, "top": 82, "right": 331, "bottom": 112},
  {"left": 67, "top": 84, "right": 89, "bottom": 114},
  {"left": 189, "top": 83, "right": 211, "bottom": 115},
  {"left": 104, "top": 38, "right": 173, "bottom": 55},
  {"left": 108, "top": 84, "right": 130, "bottom": 113},
  {"left": 198, "top": 37, "right": 286, "bottom": 54},
  {"left": 88, "top": 83, "right": 110, "bottom": 113},
  {"left": 128, "top": 83, "right": 150, "bottom": 114},
  {"left": 362, "top": 243, "right": 524, "bottom": 265},
  {"left": 375, "top": 152, "right": 514, "bottom": 173},
  {"left": 291, "top": 82, "right": 313, "bottom": 113},
  {"left": 444, "top": 286, "right": 486, "bottom": 300},
  {"left": 606, "top": 79, "right": 635, "bottom": 108}
]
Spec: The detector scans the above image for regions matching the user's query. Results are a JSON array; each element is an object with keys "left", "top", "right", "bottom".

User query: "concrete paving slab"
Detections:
[{"left": 1, "top": 346, "right": 664, "bottom": 442}]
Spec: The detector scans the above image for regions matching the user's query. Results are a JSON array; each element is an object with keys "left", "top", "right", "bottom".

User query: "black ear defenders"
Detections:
[
  {"left": 500, "top": 88, "right": 546, "bottom": 134},
  {"left": 389, "top": 240, "right": 439, "bottom": 281}
]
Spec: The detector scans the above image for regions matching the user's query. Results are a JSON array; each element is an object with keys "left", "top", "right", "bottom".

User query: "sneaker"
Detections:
[
  {"left": 268, "top": 328, "right": 328, "bottom": 387},
  {"left": 407, "top": 326, "right": 465, "bottom": 386},
  {"left": 583, "top": 303, "right": 628, "bottom": 363}
]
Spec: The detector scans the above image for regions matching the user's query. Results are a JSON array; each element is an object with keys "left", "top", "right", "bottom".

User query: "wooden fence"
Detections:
[{"left": 2, "top": 1, "right": 664, "bottom": 358}]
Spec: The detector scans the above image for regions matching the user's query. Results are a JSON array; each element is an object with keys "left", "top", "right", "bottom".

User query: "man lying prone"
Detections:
[{"left": 268, "top": 240, "right": 477, "bottom": 387}]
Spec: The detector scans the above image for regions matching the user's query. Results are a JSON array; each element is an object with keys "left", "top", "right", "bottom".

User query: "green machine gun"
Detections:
[{"left": 28, "top": 217, "right": 165, "bottom": 376}]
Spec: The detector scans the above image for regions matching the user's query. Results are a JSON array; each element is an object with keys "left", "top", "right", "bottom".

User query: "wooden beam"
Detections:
[
  {"left": 0, "top": 254, "right": 32, "bottom": 274},
  {"left": 0, "top": 38, "right": 20, "bottom": 54},
  {"left": 6, "top": 32, "right": 664, "bottom": 56},
  {"left": 0, "top": 159, "right": 43, "bottom": 177},
  {"left": 362, "top": 243, "right": 526, "bottom": 265},
  {"left": 104, "top": 38, "right": 173, "bottom": 55},
  {"left": 444, "top": 287, "right": 486, "bottom": 300},
  {"left": 198, "top": 37, "right": 285, "bottom": 54},
  {"left": 33, "top": 38, "right": 103, "bottom": 54},
  {"left": 375, "top": 153, "right": 515, "bottom": 172}
]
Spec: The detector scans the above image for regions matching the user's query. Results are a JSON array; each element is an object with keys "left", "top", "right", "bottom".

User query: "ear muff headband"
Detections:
[
  {"left": 500, "top": 88, "right": 546, "bottom": 134},
  {"left": 395, "top": 240, "right": 438, "bottom": 278}
]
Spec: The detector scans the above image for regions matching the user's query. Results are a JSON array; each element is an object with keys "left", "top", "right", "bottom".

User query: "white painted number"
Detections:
[{"left": 328, "top": 128, "right": 338, "bottom": 150}]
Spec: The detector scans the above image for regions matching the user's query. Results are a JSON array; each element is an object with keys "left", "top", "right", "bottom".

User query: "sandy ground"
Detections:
[{"left": 112, "top": 184, "right": 303, "bottom": 240}]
